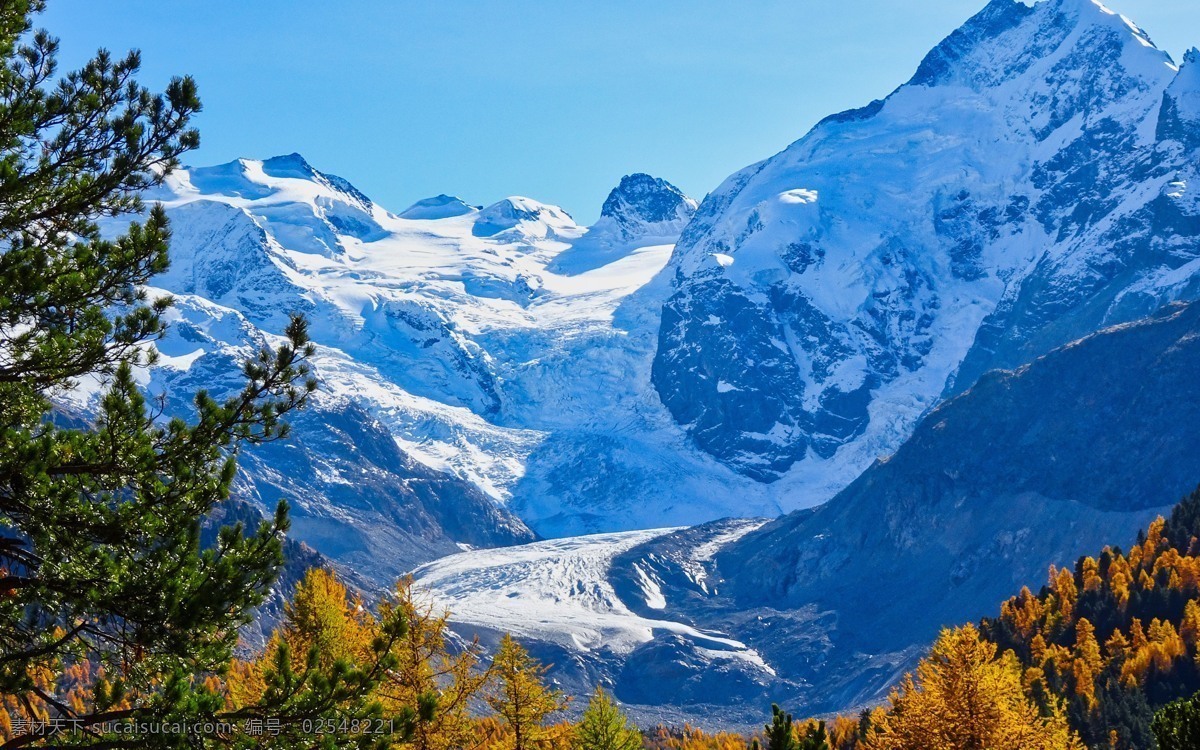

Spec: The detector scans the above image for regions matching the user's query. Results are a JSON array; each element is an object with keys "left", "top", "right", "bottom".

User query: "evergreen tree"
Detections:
[
  {"left": 0, "top": 1, "right": 320, "bottom": 745},
  {"left": 572, "top": 687, "right": 642, "bottom": 750},
  {"left": 1153, "top": 691, "right": 1200, "bottom": 750},
  {"left": 484, "top": 635, "right": 568, "bottom": 750},
  {"left": 797, "top": 720, "right": 828, "bottom": 750},
  {"left": 763, "top": 704, "right": 797, "bottom": 750}
]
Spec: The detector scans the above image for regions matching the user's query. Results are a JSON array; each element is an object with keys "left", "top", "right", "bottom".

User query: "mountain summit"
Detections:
[
  {"left": 398, "top": 194, "right": 478, "bottom": 220},
  {"left": 594, "top": 173, "right": 699, "bottom": 242},
  {"left": 653, "top": 0, "right": 1200, "bottom": 496}
]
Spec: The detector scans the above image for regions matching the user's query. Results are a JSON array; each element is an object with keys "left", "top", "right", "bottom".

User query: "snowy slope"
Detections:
[
  {"left": 404, "top": 0, "right": 1200, "bottom": 723},
  {"left": 654, "top": 0, "right": 1200, "bottom": 504},
  {"left": 410, "top": 519, "right": 787, "bottom": 727},
  {"left": 411, "top": 300, "right": 1200, "bottom": 721},
  {"left": 69, "top": 288, "right": 539, "bottom": 581},
  {"left": 135, "top": 1, "right": 1200, "bottom": 545},
  {"left": 115, "top": 157, "right": 802, "bottom": 549},
  {"left": 412, "top": 527, "right": 759, "bottom": 657}
]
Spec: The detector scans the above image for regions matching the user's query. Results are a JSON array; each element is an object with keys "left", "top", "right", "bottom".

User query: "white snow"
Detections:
[
  {"left": 660, "top": 0, "right": 1195, "bottom": 510},
  {"left": 411, "top": 526, "right": 774, "bottom": 675},
  {"left": 101, "top": 156, "right": 803, "bottom": 539},
  {"left": 778, "top": 188, "right": 819, "bottom": 205}
]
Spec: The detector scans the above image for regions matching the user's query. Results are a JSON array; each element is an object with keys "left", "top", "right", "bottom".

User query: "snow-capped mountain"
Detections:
[
  {"left": 75, "top": 0, "right": 1200, "bottom": 720},
  {"left": 654, "top": 0, "right": 1200, "bottom": 502},
  {"left": 111, "top": 154, "right": 816, "bottom": 570}
]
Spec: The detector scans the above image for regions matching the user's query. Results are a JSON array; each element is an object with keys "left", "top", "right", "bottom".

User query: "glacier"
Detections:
[
  {"left": 401, "top": 0, "right": 1200, "bottom": 723},
  {"left": 104, "top": 157, "right": 802, "bottom": 563}
]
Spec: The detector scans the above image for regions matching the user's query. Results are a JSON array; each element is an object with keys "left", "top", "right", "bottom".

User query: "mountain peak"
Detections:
[
  {"left": 595, "top": 173, "right": 697, "bottom": 241},
  {"left": 261, "top": 152, "right": 318, "bottom": 180},
  {"left": 909, "top": 0, "right": 1171, "bottom": 92},
  {"left": 1159, "top": 46, "right": 1200, "bottom": 146},
  {"left": 399, "top": 194, "right": 478, "bottom": 220},
  {"left": 472, "top": 196, "right": 577, "bottom": 239}
]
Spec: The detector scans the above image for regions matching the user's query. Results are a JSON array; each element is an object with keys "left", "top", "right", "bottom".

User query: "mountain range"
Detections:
[{"left": 78, "top": 0, "right": 1200, "bottom": 727}]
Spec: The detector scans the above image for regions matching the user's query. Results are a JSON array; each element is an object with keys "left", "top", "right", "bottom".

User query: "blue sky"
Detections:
[{"left": 44, "top": 0, "right": 1200, "bottom": 223}]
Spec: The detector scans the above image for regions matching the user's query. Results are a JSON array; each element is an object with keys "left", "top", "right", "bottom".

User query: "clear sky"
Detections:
[{"left": 42, "top": 0, "right": 1200, "bottom": 223}]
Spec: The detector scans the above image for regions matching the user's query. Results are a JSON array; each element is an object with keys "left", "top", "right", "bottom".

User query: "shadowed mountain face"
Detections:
[
  {"left": 713, "top": 301, "right": 1200, "bottom": 711},
  {"left": 653, "top": 0, "right": 1200, "bottom": 500}
]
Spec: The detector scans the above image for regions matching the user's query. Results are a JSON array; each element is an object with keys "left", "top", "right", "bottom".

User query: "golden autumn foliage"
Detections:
[
  {"left": 219, "top": 568, "right": 578, "bottom": 750},
  {"left": 224, "top": 567, "right": 378, "bottom": 710},
  {"left": 980, "top": 494, "right": 1200, "bottom": 748},
  {"left": 988, "top": 513, "right": 1200, "bottom": 701},
  {"left": 863, "top": 624, "right": 1080, "bottom": 750},
  {"left": 26, "top": 489, "right": 1200, "bottom": 750},
  {"left": 1072, "top": 618, "right": 1103, "bottom": 705},
  {"left": 376, "top": 577, "right": 492, "bottom": 750},
  {"left": 483, "top": 635, "right": 569, "bottom": 750},
  {"left": 284, "top": 567, "right": 377, "bottom": 667},
  {"left": 642, "top": 724, "right": 752, "bottom": 750}
]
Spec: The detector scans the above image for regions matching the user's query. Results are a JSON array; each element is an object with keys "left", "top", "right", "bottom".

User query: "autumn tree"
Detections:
[
  {"left": 0, "top": 1, "right": 323, "bottom": 746},
  {"left": 1072, "top": 618, "right": 1103, "bottom": 705},
  {"left": 282, "top": 569, "right": 377, "bottom": 669},
  {"left": 374, "top": 577, "right": 491, "bottom": 750},
  {"left": 863, "top": 624, "right": 1080, "bottom": 750},
  {"left": 223, "top": 568, "right": 415, "bottom": 749},
  {"left": 484, "top": 635, "right": 568, "bottom": 750},
  {"left": 642, "top": 724, "right": 750, "bottom": 750}
]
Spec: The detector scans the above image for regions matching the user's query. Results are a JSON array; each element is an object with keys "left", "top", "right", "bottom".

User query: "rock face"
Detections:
[
  {"left": 594, "top": 173, "right": 699, "bottom": 242},
  {"left": 653, "top": 0, "right": 1200, "bottom": 500}
]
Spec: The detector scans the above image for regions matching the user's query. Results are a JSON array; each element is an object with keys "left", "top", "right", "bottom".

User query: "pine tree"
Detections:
[
  {"left": 797, "top": 720, "right": 828, "bottom": 750},
  {"left": 762, "top": 704, "right": 798, "bottom": 750},
  {"left": 484, "top": 635, "right": 568, "bottom": 750},
  {"left": 0, "top": 2, "right": 320, "bottom": 745},
  {"left": 1152, "top": 691, "right": 1200, "bottom": 750},
  {"left": 572, "top": 687, "right": 642, "bottom": 750}
]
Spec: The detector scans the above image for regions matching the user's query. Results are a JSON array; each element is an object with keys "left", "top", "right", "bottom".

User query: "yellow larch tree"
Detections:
[
  {"left": 376, "top": 576, "right": 492, "bottom": 750},
  {"left": 1072, "top": 618, "right": 1103, "bottom": 705},
  {"left": 224, "top": 567, "right": 377, "bottom": 708},
  {"left": 483, "top": 635, "right": 569, "bottom": 750},
  {"left": 1180, "top": 600, "right": 1200, "bottom": 648},
  {"left": 863, "top": 624, "right": 1080, "bottom": 750}
]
